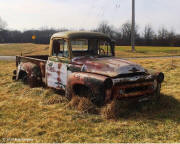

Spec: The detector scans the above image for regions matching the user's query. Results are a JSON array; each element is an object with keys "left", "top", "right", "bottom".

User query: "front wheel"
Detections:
[
  {"left": 66, "top": 85, "right": 104, "bottom": 106},
  {"left": 74, "top": 86, "right": 96, "bottom": 103}
]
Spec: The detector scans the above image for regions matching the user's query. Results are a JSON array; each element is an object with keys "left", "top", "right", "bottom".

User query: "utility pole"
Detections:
[{"left": 131, "top": 0, "right": 135, "bottom": 52}]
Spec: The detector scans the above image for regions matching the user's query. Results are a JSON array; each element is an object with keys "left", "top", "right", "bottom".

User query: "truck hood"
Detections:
[{"left": 72, "top": 56, "right": 146, "bottom": 77}]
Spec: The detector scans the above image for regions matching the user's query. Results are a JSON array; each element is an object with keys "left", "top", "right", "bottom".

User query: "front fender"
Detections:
[{"left": 66, "top": 72, "right": 108, "bottom": 97}]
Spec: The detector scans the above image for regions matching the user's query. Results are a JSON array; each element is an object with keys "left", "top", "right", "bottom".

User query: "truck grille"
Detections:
[{"left": 112, "top": 81, "right": 155, "bottom": 99}]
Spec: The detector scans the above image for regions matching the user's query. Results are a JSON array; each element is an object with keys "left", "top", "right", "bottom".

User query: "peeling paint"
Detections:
[{"left": 14, "top": 31, "right": 164, "bottom": 105}]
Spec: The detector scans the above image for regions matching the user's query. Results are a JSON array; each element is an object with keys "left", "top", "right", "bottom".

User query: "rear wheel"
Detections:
[
  {"left": 19, "top": 71, "right": 42, "bottom": 87},
  {"left": 21, "top": 72, "right": 28, "bottom": 84}
]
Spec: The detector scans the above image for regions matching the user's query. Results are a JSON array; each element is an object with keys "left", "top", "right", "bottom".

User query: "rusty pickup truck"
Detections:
[{"left": 13, "top": 31, "right": 164, "bottom": 105}]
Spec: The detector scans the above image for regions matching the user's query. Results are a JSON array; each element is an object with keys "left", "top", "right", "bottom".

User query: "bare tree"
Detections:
[
  {"left": 0, "top": 17, "right": 7, "bottom": 43},
  {"left": 0, "top": 17, "right": 7, "bottom": 30},
  {"left": 157, "top": 27, "right": 173, "bottom": 46},
  {"left": 144, "top": 25, "right": 154, "bottom": 40},
  {"left": 167, "top": 30, "right": 176, "bottom": 46},
  {"left": 121, "top": 22, "right": 132, "bottom": 41},
  {"left": 143, "top": 25, "right": 155, "bottom": 45},
  {"left": 96, "top": 21, "right": 114, "bottom": 38},
  {"left": 0, "top": 18, "right": 179, "bottom": 46},
  {"left": 121, "top": 22, "right": 139, "bottom": 45},
  {"left": 158, "top": 27, "right": 169, "bottom": 40}
]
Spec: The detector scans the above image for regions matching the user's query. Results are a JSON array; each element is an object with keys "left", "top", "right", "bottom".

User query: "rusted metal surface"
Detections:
[
  {"left": 112, "top": 81, "right": 155, "bottom": 99},
  {"left": 46, "top": 60, "right": 69, "bottom": 90},
  {"left": 71, "top": 56, "right": 146, "bottom": 77},
  {"left": 16, "top": 56, "right": 47, "bottom": 86},
  {"left": 67, "top": 72, "right": 107, "bottom": 87},
  {"left": 14, "top": 31, "right": 165, "bottom": 105},
  {"left": 65, "top": 72, "right": 107, "bottom": 103}
]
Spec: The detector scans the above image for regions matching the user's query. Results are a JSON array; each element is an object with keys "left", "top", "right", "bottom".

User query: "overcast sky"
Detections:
[{"left": 0, "top": 0, "right": 180, "bottom": 33}]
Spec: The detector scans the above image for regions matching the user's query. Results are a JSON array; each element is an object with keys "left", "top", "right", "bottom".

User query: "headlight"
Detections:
[{"left": 157, "top": 72, "right": 164, "bottom": 83}]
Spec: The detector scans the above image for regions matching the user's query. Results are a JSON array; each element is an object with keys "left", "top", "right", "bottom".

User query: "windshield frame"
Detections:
[{"left": 70, "top": 38, "right": 113, "bottom": 58}]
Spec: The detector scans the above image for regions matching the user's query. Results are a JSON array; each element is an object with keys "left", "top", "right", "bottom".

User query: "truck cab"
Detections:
[
  {"left": 14, "top": 31, "right": 164, "bottom": 105},
  {"left": 47, "top": 32, "right": 114, "bottom": 89}
]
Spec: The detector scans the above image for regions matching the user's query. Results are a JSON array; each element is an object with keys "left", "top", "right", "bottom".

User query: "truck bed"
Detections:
[
  {"left": 16, "top": 55, "right": 48, "bottom": 65},
  {"left": 17, "top": 55, "right": 48, "bottom": 60}
]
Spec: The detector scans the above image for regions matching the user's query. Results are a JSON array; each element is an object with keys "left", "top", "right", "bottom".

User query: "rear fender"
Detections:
[{"left": 17, "top": 62, "right": 41, "bottom": 80}]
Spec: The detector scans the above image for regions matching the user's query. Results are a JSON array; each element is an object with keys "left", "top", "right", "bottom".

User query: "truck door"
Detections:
[{"left": 46, "top": 39, "right": 70, "bottom": 90}]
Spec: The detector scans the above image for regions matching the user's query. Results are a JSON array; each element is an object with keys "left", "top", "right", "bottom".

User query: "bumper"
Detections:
[{"left": 105, "top": 75, "right": 158, "bottom": 102}]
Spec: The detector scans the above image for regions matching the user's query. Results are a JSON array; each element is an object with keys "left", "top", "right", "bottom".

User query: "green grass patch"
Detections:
[{"left": 116, "top": 46, "right": 180, "bottom": 57}]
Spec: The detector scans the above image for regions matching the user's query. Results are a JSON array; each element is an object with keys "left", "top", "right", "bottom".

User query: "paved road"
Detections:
[
  {"left": 0, "top": 55, "right": 180, "bottom": 61},
  {"left": 0, "top": 56, "right": 16, "bottom": 61}
]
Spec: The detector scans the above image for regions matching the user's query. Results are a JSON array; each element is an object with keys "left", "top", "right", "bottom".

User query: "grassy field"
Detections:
[
  {"left": 0, "top": 58, "right": 180, "bottom": 143},
  {"left": 116, "top": 46, "right": 180, "bottom": 57},
  {"left": 0, "top": 43, "right": 180, "bottom": 57},
  {"left": 0, "top": 43, "right": 49, "bottom": 56}
]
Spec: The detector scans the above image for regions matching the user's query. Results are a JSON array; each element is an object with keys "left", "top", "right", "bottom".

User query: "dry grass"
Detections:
[
  {"left": 0, "top": 43, "right": 48, "bottom": 56},
  {"left": 67, "top": 96, "right": 97, "bottom": 114},
  {"left": 101, "top": 100, "right": 130, "bottom": 120},
  {"left": 101, "top": 100, "right": 120, "bottom": 119},
  {"left": 0, "top": 58, "right": 180, "bottom": 142},
  {"left": 77, "top": 97, "right": 97, "bottom": 114},
  {"left": 45, "top": 95, "right": 68, "bottom": 105},
  {"left": 0, "top": 43, "right": 180, "bottom": 57},
  {"left": 66, "top": 96, "right": 81, "bottom": 109}
]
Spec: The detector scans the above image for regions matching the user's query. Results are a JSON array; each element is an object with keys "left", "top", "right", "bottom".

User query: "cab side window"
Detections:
[{"left": 52, "top": 39, "right": 69, "bottom": 57}]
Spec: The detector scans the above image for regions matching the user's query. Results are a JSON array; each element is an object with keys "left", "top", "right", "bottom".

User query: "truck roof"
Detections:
[{"left": 51, "top": 31, "right": 111, "bottom": 41}]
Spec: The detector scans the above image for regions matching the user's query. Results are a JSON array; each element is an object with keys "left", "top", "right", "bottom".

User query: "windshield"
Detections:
[{"left": 71, "top": 39, "right": 113, "bottom": 57}]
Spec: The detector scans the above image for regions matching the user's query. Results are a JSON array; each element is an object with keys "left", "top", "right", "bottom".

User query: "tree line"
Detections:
[
  {"left": 1, "top": 17, "right": 180, "bottom": 46},
  {"left": 96, "top": 22, "right": 180, "bottom": 46}
]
